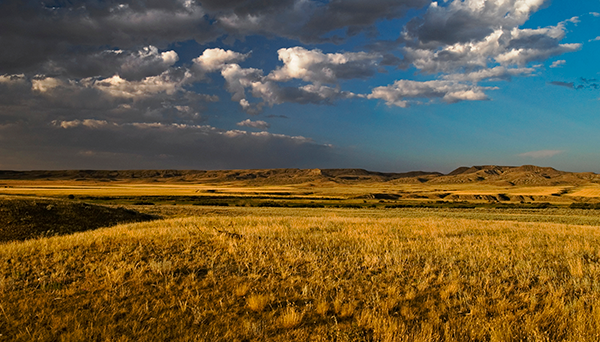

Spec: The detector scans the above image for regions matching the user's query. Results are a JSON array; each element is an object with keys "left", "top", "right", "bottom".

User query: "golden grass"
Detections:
[
  {"left": 569, "top": 185, "right": 600, "bottom": 198},
  {"left": 2, "top": 179, "right": 594, "bottom": 203},
  {"left": 247, "top": 294, "right": 270, "bottom": 312},
  {"left": 0, "top": 181, "right": 297, "bottom": 197},
  {"left": 3, "top": 207, "right": 600, "bottom": 341},
  {"left": 279, "top": 306, "right": 304, "bottom": 329}
]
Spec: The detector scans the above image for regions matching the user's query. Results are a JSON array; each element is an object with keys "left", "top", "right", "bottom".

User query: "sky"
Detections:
[{"left": 0, "top": 0, "right": 598, "bottom": 173}]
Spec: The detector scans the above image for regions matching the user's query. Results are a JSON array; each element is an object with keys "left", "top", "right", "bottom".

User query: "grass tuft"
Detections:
[
  {"left": 247, "top": 294, "right": 270, "bottom": 312},
  {"left": 279, "top": 306, "right": 304, "bottom": 329}
]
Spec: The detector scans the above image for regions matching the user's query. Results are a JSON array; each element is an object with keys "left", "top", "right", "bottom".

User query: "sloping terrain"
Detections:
[
  {"left": 429, "top": 165, "right": 600, "bottom": 186},
  {"left": 4, "top": 209, "right": 600, "bottom": 341},
  {"left": 1, "top": 165, "right": 598, "bottom": 186},
  {"left": 0, "top": 197, "right": 157, "bottom": 242},
  {"left": 0, "top": 168, "right": 442, "bottom": 185}
]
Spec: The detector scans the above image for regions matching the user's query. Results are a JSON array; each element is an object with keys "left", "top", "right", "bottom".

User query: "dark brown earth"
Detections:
[{"left": 0, "top": 197, "right": 157, "bottom": 243}]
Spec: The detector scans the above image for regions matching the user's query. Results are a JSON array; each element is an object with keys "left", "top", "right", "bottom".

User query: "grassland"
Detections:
[
  {"left": 3, "top": 180, "right": 600, "bottom": 209},
  {"left": 3, "top": 204, "right": 600, "bottom": 341},
  {"left": 2, "top": 166, "right": 600, "bottom": 341}
]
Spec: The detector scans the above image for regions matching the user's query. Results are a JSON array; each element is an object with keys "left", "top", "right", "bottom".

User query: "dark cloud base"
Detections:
[{"left": 0, "top": 123, "right": 333, "bottom": 170}]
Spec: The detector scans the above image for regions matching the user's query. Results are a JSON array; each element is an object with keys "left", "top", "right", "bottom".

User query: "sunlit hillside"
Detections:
[{"left": 3, "top": 206, "right": 600, "bottom": 341}]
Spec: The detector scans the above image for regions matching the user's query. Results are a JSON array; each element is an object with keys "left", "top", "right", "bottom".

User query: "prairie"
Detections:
[
  {"left": 3, "top": 205, "right": 600, "bottom": 341},
  {"left": 2, "top": 166, "right": 600, "bottom": 340},
  {"left": 1, "top": 180, "right": 598, "bottom": 207}
]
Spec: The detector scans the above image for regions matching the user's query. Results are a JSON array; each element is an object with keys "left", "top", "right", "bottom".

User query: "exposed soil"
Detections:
[{"left": 0, "top": 197, "right": 157, "bottom": 243}]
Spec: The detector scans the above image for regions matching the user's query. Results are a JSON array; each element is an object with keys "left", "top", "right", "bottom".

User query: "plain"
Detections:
[{"left": 3, "top": 204, "right": 600, "bottom": 341}]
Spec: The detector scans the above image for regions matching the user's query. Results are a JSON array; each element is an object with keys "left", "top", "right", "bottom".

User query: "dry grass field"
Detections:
[
  {"left": 2, "top": 166, "right": 600, "bottom": 341},
  {"left": 3, "top": 204, "right": 600, "bottom": 341},
  {"left": 1, "top": 180, "right": 598, "bottom": 207}
]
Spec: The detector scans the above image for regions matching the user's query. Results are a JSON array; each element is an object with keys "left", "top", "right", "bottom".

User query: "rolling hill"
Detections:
[{"left": 0, "top": 165, "right": 598, "bottom": 186}]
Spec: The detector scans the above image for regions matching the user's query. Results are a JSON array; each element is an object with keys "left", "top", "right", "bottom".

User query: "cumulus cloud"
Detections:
[
  {"left": 1, "top": 0, "right": 584, "bottom": 114},
  {"left": 589, "top": 36, "right": 600, "bottom": 42},
  {"left": 402, "top": 22, "right": 580, "bottom": 75},
  {"left": 360, "top": 0, "right": 583, "bottom": 109},
  {"left": 91, "top": 70, "right": 192, "bottom": 99},
  {"left": 40, "top": 46, "right": 180, "bottom": 81},
  {"left": 0, "top": 74, "right": 26, "bottom": 84},
  {"left": 53, "top": 119, "right": 113, "bottom": 129},
  {"left": 237, "top": 119, "right": 270, "bottom": 130},
  {"left": 404, "top": 0, "right": 546, "bottom": 46},
  {"left": 193, "top": 48, "right": 250, "bottom": 74},
  {"left": 550, "top": 60, "right": 566, "bottom": 68},
  {"left": 495, "top": 25, "right": 581, "bottom": 66},
  {"left": 0, "top": 68, "right": 214, "bottom": 128},
  {"left": 368, "top": 80, "right": 495, "bottom": 107},
  {"left": 443, "top": 66, "right": 536, "bottom": 82},
  {"left": 0, "top": 0, "right": 215, "bottom": 75},
  {"left": 518, "top": 150, "right": 564, "bottom": 158},
  {"left": 268, "top": 47, "right": 382, "bottom": 84},
  {"left": 396, "top": 0, "right": 581, "bottom": 87},
  {"left": 245, "top": 78, "right": 356, "bottom": 113},
  {"left": 0, "top": 0, "right": 432, "bottom": 76},
  {"left": 27, "top": 69, "right": 195, "bottom": 110},
  {"left": 187, "top": 48, "right": 362, "bottom": 114},
  {"left": 0, "top": 0, "right": 590, "bottom": 169}
]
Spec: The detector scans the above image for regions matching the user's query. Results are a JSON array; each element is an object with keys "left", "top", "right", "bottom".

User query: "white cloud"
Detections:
[
  {"left": 221, "top": 64, "right": 264, "bottom": 103},
  {"left": 91, "top": 71, "right": 192, "bottom": 99},
  {"left": 397, "top": 0, "right": 581, "bottom": 97},
  {"left": 0, "top": 74, "right": 26, "bottom": 84},
  {"left": 550, "top": 60, "right": 566, "bottom": 68},
  {"left": 53, "top": 118, "right": 318, "bottom": 147},
  {"left": 268, "top": 47, "right": 381, "bottom": 84},
  {"left": 494, "top": 25, "right": 581, "bottom": 66},
  {"left": 518, "top": 150, "right": 564, "bottom": 158},
  {"left": 31, "top": 77, "right": 63, "bottom": 93},
  {"left": 31, "top": 67, "right": 193, "bottom": 102},
  {"left": 1, "top": 0, "right": 586, "bottom": 126},
  {"left": 215, "top": 57, "right": 357, "bottom": 113},
  {"left": 53, "top": 119, "right": 113, "bottom": 129},
  {"left": 118, "top": 46, "right": 179, "bottom": 80},
  {"left": 237, "top": 119, "right": 270, "bottom": 130},
  {"left": 589, "top": 36, "right": 600, "bottom": 42},
  {"left": 368, "top": 80, "right": 495, "bottom": 107},
  {"left": 443, "top": 66, "right": 536, "bottom": 82},
  {"left": 405, "top": 0, "right": 546, "bottom": 46},
  {"left": 590, "top": 12, "right": 600, "bottom": 17},
  {"left": 52, "top": 118, "right": 311, "bottom": 143},
  {"left": 193, "top": 48, "right": 250, "bottom": 74}
]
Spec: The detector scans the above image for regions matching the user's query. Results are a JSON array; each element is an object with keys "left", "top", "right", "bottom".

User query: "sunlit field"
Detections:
[
  {"left": 2, "top": 178, "right": 600, "bottom": 205},
  {"left": 3, "top": 205, "right": 600, "bottom": 341}
]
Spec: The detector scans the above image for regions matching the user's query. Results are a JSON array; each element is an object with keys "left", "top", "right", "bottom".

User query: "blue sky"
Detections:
[{"left": 0, "top": 0, "right": 598, "bottom": 173}]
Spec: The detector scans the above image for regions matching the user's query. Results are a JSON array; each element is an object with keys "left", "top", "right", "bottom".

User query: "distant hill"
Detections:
[
  {"left": 0, "top": 165, "right": 598, "bottom": 186},
  {"left": 0, "top": 168, "right": 442, "bottom": 185},
  {"left": 430, "top": 165, "right": 600, "bottom": 186}
]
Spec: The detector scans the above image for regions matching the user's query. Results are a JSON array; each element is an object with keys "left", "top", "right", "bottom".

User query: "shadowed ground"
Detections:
[{"left": 0, "top": 197, "right": 157, "bottom": 242}]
